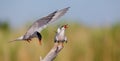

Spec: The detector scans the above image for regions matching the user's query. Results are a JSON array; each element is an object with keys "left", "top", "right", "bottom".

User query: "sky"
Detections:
[{"left": 0, "top": 0, "right": 120, "bottom": 27}]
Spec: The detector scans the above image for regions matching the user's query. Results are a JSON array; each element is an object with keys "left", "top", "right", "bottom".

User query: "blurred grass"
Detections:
[{"left": 0, "top": 21, "right": 120, "bottom": 61}]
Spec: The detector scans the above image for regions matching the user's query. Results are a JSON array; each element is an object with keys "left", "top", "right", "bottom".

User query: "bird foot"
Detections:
[{"left": 26, "top": 39, "right": 31, "bottom": 43}]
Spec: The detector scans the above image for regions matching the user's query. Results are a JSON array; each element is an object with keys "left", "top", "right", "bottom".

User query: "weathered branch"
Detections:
[
  {"left": 40, "top": 43, "right": 63, "bottom": 61},
  {"left": 40, "top": 24, "right": 68, "bottom": 61}
]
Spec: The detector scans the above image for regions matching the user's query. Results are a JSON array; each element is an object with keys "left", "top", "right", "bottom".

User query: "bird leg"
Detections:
[
  {"left": 26, "top": 39, "right": 31, "bottom": 43},
  {"left": 57, "top": 41, "right": 64, "bottom": 47}
]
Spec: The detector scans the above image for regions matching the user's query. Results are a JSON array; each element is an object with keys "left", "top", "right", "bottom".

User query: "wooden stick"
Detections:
[{"left": 40, "top": 43, "right": 64, "bottom": 61}]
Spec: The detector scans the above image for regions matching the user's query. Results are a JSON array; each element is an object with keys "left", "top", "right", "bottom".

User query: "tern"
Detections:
[
  {"left": 54, "top": 24, "right": 68, "bottom": 46},
  {"left": 10, "top": 7, "right": 70, "bottom": 45}
]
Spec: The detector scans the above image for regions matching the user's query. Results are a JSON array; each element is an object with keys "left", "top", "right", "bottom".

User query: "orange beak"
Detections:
[{"left": 64, "top": 24, "right": 68, "bottom": 29}]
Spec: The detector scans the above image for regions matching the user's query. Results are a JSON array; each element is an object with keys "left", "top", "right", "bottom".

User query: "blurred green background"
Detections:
[
  {"left": 0, "top": 0, "right": 120, "bottom": 61},
  {"left": 0, "top": 20, "right": 120, "bottom": 61}
]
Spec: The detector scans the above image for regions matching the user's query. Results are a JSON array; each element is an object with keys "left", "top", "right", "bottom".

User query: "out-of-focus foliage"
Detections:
[
  {"left": 0, "top": 21, "right": 10, "bottom": 32},
  {"left": 0, "top": 20, "right": 120, "bottom": 61}
]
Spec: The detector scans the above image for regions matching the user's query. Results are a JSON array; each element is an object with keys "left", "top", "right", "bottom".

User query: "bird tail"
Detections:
[
  {"left": 8, "top": 36, "right": 24, "bottom": 43},
  {"left": 8, "top": 39, "right": 20, "bottom": 43}
]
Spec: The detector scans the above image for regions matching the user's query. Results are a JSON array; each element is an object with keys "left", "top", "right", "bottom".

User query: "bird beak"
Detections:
[{"left": 64, "top": 24, "right": 68, "bottom": 29}]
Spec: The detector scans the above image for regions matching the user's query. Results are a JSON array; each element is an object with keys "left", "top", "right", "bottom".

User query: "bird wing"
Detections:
[
  {"left": 48, "top": 7, "right": 70, "bottom": 24},
  {"left": 24, "top": 7, "right": 70, "bottom": 39},
  {"left": 57, "top": 28, "right": 61, "bottom": 33}
]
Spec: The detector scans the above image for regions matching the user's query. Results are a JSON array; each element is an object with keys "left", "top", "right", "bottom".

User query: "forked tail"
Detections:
[{"left": 8, "top": 36, "right": 24, "bottom": 43}]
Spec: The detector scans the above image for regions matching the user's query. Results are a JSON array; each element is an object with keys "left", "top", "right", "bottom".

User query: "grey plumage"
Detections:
[{"left": 10, "top": 7, "right": 70, "bottom": 44}]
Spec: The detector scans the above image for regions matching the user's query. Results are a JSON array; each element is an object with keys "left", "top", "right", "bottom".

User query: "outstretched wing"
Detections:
[
  {"left": 48, "top": 7, "right": 70, "bottom": 24},
  {"left": 24, "top": 7, "right": 70, "bottom": 39}
]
